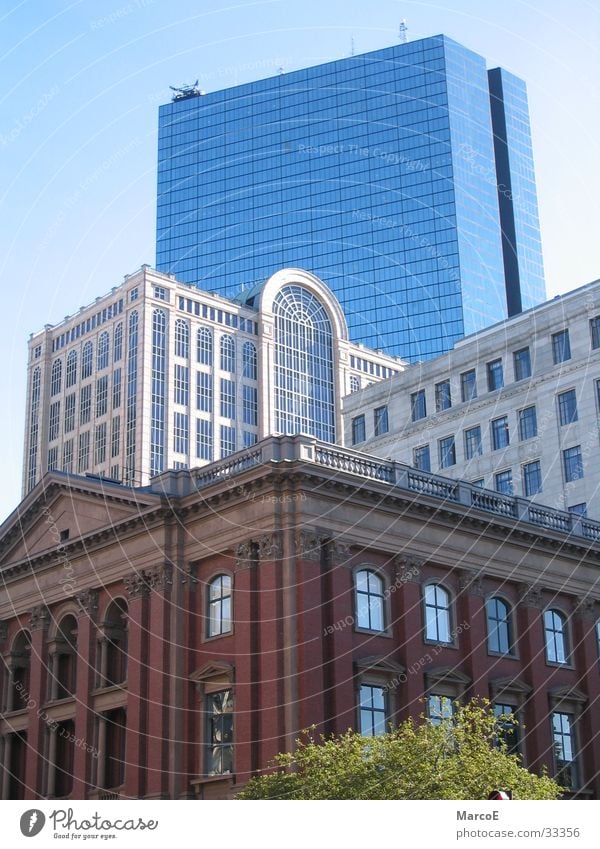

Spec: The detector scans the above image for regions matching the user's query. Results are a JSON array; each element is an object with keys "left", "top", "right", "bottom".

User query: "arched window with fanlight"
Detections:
[
  {"left": 66, "top": 350, "right": 78, "bottom": 388},
  {"left": 207, "top": 575, "right": 232, "bottom": 637},
  {"left": 174, "top": 318, "right": 189, "bottom": 359},
  {"left": 51, "top": 359, "right": 63, "bottom": 396},
  {"left": 544, "top": 609, "right": 569, "bottom": 663},
  {"left": 97, "top": 331, "right": 110, "bottom": 370},
  {"left": 242, "top": 341, "right": 257, "bottom": 380},
  {"left": 197, "top": 326, "right": 213, "bottom": 366},
  {"left": 355, "top": 569, "right": 385, "bottom": 631},
  {"left": 220, "top": 335, "right": 235, "bottom": 372},
  {"left": 82, "top": 341, "right": 93, "bottom": 379},
  {"left": 486, "top": 597, "right": 513, "bottom": 655},
  {"left": 349, "top": 375, "right": 360, "bottom": 393},
  {"left": 424, "top": 583, "right": 451, "bottom": 643},
  {"left": 272, "top": 284, "right": 335, "bottom": 442},
  {"left": 102, "top": 599, "right": 128, "bottom": 686}
]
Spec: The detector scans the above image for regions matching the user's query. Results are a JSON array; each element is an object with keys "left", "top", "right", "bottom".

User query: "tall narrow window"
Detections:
[
  {"left": 413, "top": 444, "right": 430, "bottom": 472},
  {"left": 174, "top": 318, "right": 189, "bottom": 359},
  {"left": 523, "top": 460, "right": 542, "bottom": 496},
  {"left": 494, "top": 704, "right": 520, "bottom": 754},
  {"left": 27, "top": 368, "right": 41, "bottom": 492},
  {"left": 355, "top": 569, "right": 385, "bottom": 631},
  {"left": 112, "top": 368, "right": 121, "bottom": 409},
  {"left": 486, "top": 598, "right": 512, "bottom": 654},
  {"left": 272, "top": 285, "right": 335, "bottom": 442},
  {"left": 113, "top": 322, "right": 123, "bottom": 362},
  {"left": 464, "top": 425, "right": 482, "bottom": 460},
  {"left": 207, "top": 574, "right": 232, "bottom": 637},
  {"left": 438, "top": 435, "right": 456, "bottom": 468},
  {"left": 552, "top": 329, "right": 571, "bottom": 364},
  {"left": 82, "top": 342, "right": 93, "bottom": 379},
  {"left": 220, "top": 425, "right": 236, "bottom": 457},
  {"left": 51, "top": 359, "right": 63, "bottom": 396},
  {"left": 518, "top": 406, "right": 537, "bottom": 440},
  {"left": 97, "top": 332, "right": 109, "bottom": 370},
  {"left": 544, "top": 609, "right": 568, "bottom": 663},
  {"left": 411, "top": 389, "right": 426, "bottom": 421},
  {"left": 206, "top": 690, "right": 233, "bottom": 775},
  {"left": 174, "top": 364, "right": 189, "bottom": 406},
  {"left": 460, "top": 369, "right": 477, "bottom": 402},
  {"left": 563, "top": 446, "right": 583, "bottom": 482},
  {"left": 557, "top": 390, "right": 578, "bottom": 426},
  {"left": 435, "top": 380, "right": 451, "bottom": 411},
  {"left": 66, "top": 351, "right": 78, "bottom": 388},
  {"left": 197, "top": 326, "right": 213, "bottom": 366},
  {"left": 124, "top": 311, "right": 139, "bottom": 484},
  {"left": 552, "top": 712, "right": 577, "bottom": 789},
  {"left": 424, "top": 584, "right": 451, "bottom": 643},
  {"left": 220, "top": 378, "right": 236, "bottom": 419},
  {"left": 242, "top": 341, "right": 257, "bottom": 379},
  {"left": 96, "top": 375, "right": 108, "bottom": 417},
  {"left": 374, "top": 405, "right": 389, "bottom": 436},
  {"left": 243, "top": 385, "right": 258, "bottom": 426},
  {"left": 352, "top": 414, "right": 365, "bottom": 445},
  {"left": 174, "top": 412, "right": 189, "bottom": 455},
  {"left": 487, "top": 359, "right": 504, "bottom": 391},
  {"left": 196, "top": 419, "right": 213, "bottom": 461},
  {"left": 359, "top": 685, "right": 387, "bottom": 736},
  {"left": 196, "top": 371, "right": 212, "bottom": 413},
  {"left": 428, "top": 695, "right": 454, "bottom": 725},
  {"left": 95, "top": 422, "right": 107, "bottom": 466},
  {"left": 49, "top": 401, "right": 61, "bottom": 442},
  {"left": 220, "top": 335, "right": 235, "bottom": 372},
  {"left": 491, "top": 416, "right": 509, "bottom": 450},
  {"left": 513, "top": 347, "right": 531, "bottom": 380},
  {"left": 495, "top": 469, "right": 513, "bottom": 495}
]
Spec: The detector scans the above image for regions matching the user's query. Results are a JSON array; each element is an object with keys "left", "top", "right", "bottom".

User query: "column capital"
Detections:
[
  {"left": 573, "top": 596, "right": 597, "bottom": 621},
  {"left": 393, "top": 554, "right": 424, "bottom": 584},
  {"left": 75, "top": 589, "right": 99, "bottom": 618},
  {"left": 125, "top": 564, "right": 173, "bottom": 598},
  {"left": 457, "top": 571, "right": 485, "bottom": 597},
  {"left": 295, "top": 529, "right": 324, "bottom": 562},
  {"left": 518, "top": 583, "right": 544, "bottom": 609},
  {"left": 235, "top": 540, "right": 256, "bottom": 572},
  {"left": 28, "top": 605, "right": 50, "bottom": 631},
  {"left": 328, "top": 537, "right": 352, "bottom": 567},
  {"left": 257, "top": 532, "right": 283, "bottom": 561}
]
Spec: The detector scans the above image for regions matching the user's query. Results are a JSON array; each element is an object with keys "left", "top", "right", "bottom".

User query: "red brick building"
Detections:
[{"left": 1, "top": 435, "right": 599, "bottom": 799}]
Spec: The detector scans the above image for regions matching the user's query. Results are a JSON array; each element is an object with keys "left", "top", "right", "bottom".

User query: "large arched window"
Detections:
[
  {"left": 102, "top": 599, "right": 128, "bottom": 686},
  {"left": 150, "top": 309, "right": 167, "bottom": 477},
  {"left": 424, "top": 584, "right": 451, "bottom": 643},
  {"left": 207, "top": 575, "right": 232, "bottom": 637},
  {"left": 66, "top": 351, "right": 77, "bottom": 388},
  {"left": 51, "top": 359, "right": 63, "bottom": 396},
  {"left": 242, "top": 341, "right": 257, "bottom": 380},
  {"left": 8, "top": 631, "right": 31, "bottom": 712},
  {"left": 544, "top": 609, "right": 568, "bottom": 663},
  {"left": 52, "top": 615, "right": 78, "bottom": 700},
  {"left": 486, "top": 597, "right": 513, "bottom": 655},
  {"left": 174, "top": 318, "right": 189, "bottom": 359},
  {"left": 197, "top": 326, "right": 213, "bottom": 366},
  {"left": 220, "top": 335, "right": 235, "bottom": 372},
  {"left": 97, "top": 331, "right": 110, "bottom": 370},
  {"left": 349, "top": 375, "right": 361, "bottom": 393},
  {"left": 113, "top": 322, "right": 123, "bottom": 362},
  {"left": 272, "top": 285, "right": 335, "bottom": 442},
  {"left": 82, "top": 341, "right": 93, "bottom": 379},
  {"left": 355, "top": 569, "right": 385, "bottom": 631}
]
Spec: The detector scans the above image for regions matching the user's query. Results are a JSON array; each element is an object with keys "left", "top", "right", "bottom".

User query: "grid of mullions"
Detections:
[
  {"left": 273, "top": 285, "right": 335, "bottom": 442},
  {"left": 156, "top": 36, "right": 523, "bottom": 361}
]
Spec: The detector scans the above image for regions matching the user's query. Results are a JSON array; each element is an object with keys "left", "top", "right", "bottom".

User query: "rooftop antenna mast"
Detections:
[
  {"left": 398, "top": 19, "right": 408, "bottom": 43},
  {"left": 351, "top": 37, "right": 355, "bottom": 56}
]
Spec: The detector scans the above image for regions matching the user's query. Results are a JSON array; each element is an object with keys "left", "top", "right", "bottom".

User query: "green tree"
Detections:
[{"left": 237, "top": 699, "right": 561, "bottom": 800}]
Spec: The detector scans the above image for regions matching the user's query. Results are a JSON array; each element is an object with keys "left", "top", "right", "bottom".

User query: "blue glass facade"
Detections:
[{"left": 156, "top": 35, "right": 545, "bottom": 361}]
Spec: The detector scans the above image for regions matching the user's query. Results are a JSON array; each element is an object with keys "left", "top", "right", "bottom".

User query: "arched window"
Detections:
[
  {"left": 82, "top": 341, "right": 93, "bottom": 379},
  {"left": 207, "top": 574, "right": 232, "bottom": 637},
  {"left": 220, "top": 335, "right": 235, "bottom": 372},
  {"left": 355, "top": 569, "right": 385, "bottom": 631},
  {"left": 8, "top": 631, "right": 31, "bottom": 712},
  {"left": 424, "top": 584, "right": 451, "bottom": 643},
  {"left": 174, "top": 318, "right": 189, "bottom": 358},
  {"left": 113, "top": 322, "right": 123, "bottom": 363},
  {"left": 97, "top": 331, "right": 110, "bottom": 370},
  {"left": 486, "top": 597, "right": 512, "bottom": 654},
  {"left": 53, "top": 615, "right": 77, "bottom": 700},
  {"left": 50, "top": 359, "right": 63, "bottom": 396},
  {"left": 273, "top": 285, "right": 335, "bottom": 442},
  {"left": 66, "top": 351, "right": 78, "bottom": 388},
  {"left": 150, "top": 309, "right": 167, "bottom": 476},
  {"left": 103, "top": 600, "right": 128, "bottom": 686},
  {"left": 349, "top": 375, "right": 360, "bottom": 393},
  {"left": 242, "top": 341, "right": 257, "bottom": 380},
  {"left": 544, "top": 609, "right": 568, "bottom": 663},
  {"left": 27, "top": 367, "right": 42, "bottom": 492},
  {"left": 197, "top": 326, "right": 213, "bottom": 366}
]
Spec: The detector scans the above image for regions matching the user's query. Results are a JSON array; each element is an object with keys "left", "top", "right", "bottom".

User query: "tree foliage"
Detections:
[{"left": 237, "top": 699, "right": 561, "bottom": 800}]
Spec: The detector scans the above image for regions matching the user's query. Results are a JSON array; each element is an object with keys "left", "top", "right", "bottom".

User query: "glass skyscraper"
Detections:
[{"left": 156, "top": 35, "right": 545, "bottom": 361}]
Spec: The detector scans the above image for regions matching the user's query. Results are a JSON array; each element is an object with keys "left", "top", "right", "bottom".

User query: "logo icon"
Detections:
[{"left": 19, "top": 810, "right": 46, "bottom": 837}]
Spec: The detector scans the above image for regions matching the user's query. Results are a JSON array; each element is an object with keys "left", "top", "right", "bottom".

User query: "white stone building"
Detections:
[
  {"left": 23, "top": 266, "right": 403, "bottom": 494},
  {"left": 343, "top": 278, "right": 600, "bottom": 520}
]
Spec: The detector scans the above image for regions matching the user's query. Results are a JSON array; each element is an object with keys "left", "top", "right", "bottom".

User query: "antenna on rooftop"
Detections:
[
  {"left": 398, "top": 19, "right": 408, "bottom": 43},
  {"left": 351, "top": 37, "right": 355, "bottom": 56}
]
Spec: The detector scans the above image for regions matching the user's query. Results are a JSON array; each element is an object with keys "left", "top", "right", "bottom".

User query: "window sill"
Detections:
[
  {"left": 487, "top": 650, "right": 519, "bottom": 661},
  {"left": 423, "top": 638, "right": 458, "bottom": 651},
  {"left": 545, "top": 661, "right": 575, "bottom": 671},
  {"left": 354, "top": 627, "right": 393, "bottom": 639},
  {"left": 190, "top": 773, "right": 235, "bottom": 786}
]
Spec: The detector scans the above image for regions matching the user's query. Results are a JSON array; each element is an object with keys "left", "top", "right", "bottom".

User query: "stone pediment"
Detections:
[{"left": 0, "top": 473, "right": 160, "bottom": 570}]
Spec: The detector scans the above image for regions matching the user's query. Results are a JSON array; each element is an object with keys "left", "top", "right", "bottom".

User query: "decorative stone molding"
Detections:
[
  {"left": 329, "top": 538, "right": 352, "bottom": 566},
  {"left": 28, "top": 605, "right": 50, "bottom": 631},
  {"left": 573, "top": 596, "right": 597, "bottom": 621},
  {"left": 75, "top": 589, "right": 99, "bottom": 617},
  {"left": 393, "top": 554, "right": 424, "bottom": 584},
  {"left": 182, "top": 563, "right": 199, "bottom": 585},
  {"left": 457, "top": 571, "right": 485, "bottom": 597},
  {"left": 518, "top": 584, "right": 544, "bottom": 609},
  {"left": 295, "top": 529, "right": 324, "bottom": 562},
  {"left": 235, "top": 541, "right": 256, "bottom": 571},
  {"left": 125, "top": 565, "right": 173, "bottom": 598},
  {"left": 257, "top": 533, "right": 283, "bottom": 561},
  {"left": 0, "top": 620, "right": 8, "bottom": 643}
]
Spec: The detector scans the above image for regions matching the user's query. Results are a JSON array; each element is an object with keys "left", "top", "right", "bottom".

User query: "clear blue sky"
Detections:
[{"left": 1, "top": 0, "right": 599, "bottom": 519}]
